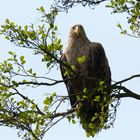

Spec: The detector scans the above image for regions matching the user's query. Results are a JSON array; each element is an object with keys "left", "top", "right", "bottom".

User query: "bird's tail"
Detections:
[{"left": 76, "top": 97, "right": 109, "bottom": 137}]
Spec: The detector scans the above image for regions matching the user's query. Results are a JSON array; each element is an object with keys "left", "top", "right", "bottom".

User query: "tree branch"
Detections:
[
  {"left": 51, "top": 108, "right": 75, "bottom": 119},
  {"left": 54, "top": 0, "right": 108, "bottom": 11},
  {"left": 13, "top": 88, "right": 45, "bottom": 115},
  {"left": 111, "top": 74, "right": 140, "bottom": 100},
  {"left": 0, "top": 79, "right": 65, "bottom": 88},
  {"left": 113, "top": 85, "right": 140, "bottom": 100},
  {"left": 113, "top": 74, "right": 140, "bottom": 86}
]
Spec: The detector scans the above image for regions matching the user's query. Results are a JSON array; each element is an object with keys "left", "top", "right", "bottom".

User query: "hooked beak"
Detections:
[{"left": 74, "top": 26, "right": 80, "bottom": 36}]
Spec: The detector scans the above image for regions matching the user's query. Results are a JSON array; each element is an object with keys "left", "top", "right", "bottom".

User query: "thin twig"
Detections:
[{"left": 13, "top": 88, "right": 45, "bottom": 115}]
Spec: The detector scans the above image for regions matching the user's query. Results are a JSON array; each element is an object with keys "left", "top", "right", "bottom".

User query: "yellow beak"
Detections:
[{"left": 74, "top": 26, "right": 80, "bottom": 36}]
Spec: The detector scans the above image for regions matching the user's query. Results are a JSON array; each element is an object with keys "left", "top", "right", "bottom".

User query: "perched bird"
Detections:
[{"left": 60, "top": 24, "right": 111, "bottom": 136}]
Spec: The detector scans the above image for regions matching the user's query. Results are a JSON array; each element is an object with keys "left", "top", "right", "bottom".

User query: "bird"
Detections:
[{"left": 60, "top": 24, "right": 111, "bottom": 136}]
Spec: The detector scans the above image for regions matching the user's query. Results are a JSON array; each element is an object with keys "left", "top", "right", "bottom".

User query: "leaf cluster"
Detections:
[
  {"left": 75, "top": 80, "right": 114, "bottom": 137},
  {"left": 107, "top": 0, "right": 140, "bottom": 38},
  {"left": 0, "top": 7, "right": 68, "bottom": 140},
  {"left": 0, "top": 6, "right": 63, "bottom": 70}
]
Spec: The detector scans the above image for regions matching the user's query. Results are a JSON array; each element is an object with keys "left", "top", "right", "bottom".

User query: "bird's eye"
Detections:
[{"left": 72, "top": 26, "right": 75, "bottom": 30}]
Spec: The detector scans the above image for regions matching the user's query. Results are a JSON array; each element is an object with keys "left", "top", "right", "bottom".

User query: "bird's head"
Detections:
[{"left": 69, "top": 24, "right": 87, "bottom": 39}]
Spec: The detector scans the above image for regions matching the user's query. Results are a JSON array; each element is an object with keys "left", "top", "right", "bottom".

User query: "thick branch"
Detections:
[
  {"left": 113, "top": 86, "right": 140, "bottom": 100},
  {"left": 112, "top": 74, "right": 140, "bottom": 100}
]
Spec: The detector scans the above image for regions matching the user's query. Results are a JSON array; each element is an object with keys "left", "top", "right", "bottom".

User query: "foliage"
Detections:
[
  {"left": 77, "top": 55, "right": 87, "bottom": 64},
  {"left": 0, "top": 7, "right": 62, "bottom": 69},
  {"left": 54, "top": 0, "right": 108, "bottom": 11},
  {"left": 107, "top": 0, "right": 140, "bottom": 38},
  {"left": 0, "top": 7, "right": 71, "bottom": 140},
  {"left": 54, "top": 0, "right": 140, "bottom": 38},
  {"left": 0, "top": 6, "right": 115, "bottom": 139},
  {"left": 0, "top": 3, "right": 140, "bottom": 140},
  {"left": 75, "top": 81, "right": 118, "bottom": 137}
]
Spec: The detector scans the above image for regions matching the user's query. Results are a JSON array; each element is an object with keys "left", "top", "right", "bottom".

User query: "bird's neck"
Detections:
[{"left": 68, "top": 36, "right": 90, "bottom": 46}]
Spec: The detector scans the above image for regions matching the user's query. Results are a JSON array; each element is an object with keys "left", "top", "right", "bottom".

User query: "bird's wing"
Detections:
[
  {"left": 90, "top": 42, "right": 111, "bottom": 85},
  {"left": 60, "top": 53, "right": 67, "bottom": 82},
  {"left": 60, "top": 53, "right": 77, "bottom": 107}
]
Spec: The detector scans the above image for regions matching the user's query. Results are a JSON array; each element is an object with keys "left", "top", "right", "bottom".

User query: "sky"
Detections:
[{"left": 0, "top": 0, "right": 140, "bottom": 140}]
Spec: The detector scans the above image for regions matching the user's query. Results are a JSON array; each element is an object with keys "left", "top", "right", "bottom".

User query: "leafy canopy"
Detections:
[
  {"left": 0, "top": 0, "right": 140, "bottom": 139},
  {"left": 0, "top": 5, "right": 119, "bottom": 139},
  {"left": 0, "top": 7, "right": 67, "bottom": 140}
]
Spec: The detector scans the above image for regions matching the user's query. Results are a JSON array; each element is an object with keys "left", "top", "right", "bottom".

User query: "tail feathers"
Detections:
[{"left": 77, "top": 101, "right": 109, "bottom": 137}]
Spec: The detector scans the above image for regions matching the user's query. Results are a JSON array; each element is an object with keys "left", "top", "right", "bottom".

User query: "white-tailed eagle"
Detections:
[{"left": 60, "top": 24, "right": 111, "bottom": 136}]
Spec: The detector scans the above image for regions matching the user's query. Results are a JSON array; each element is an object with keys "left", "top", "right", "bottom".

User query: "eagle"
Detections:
[{"left": 60, "top": 24, "right": 111, "bottom": 136}]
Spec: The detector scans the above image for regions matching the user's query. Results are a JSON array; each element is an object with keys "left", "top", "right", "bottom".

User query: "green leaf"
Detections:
[
  {"left": 10, "top": 97, "right": 14, "bottom": 102},
  {"left": 43, "top": 97, "right": 52, "bottom": 105},
  {"left": 88, "top": 123, "right": 94, "bottom": 129},
  {"left": 83, "top": 88, "right": 87, "bottom": 93},
  {"left": 86, "top": 132, "right": 91, "bottom": 137},
  {"left": 18, "top": 25, "right": 21, "bottom": 31},
  {"left": 8, "top": 51, "right": 13, "bottom": 55},
  {"left": 6, "top": 19, "right": 9, "bottom": 24},
  {"left": 24, "top": 25, "right": 28, "bottom": 31},
  {"left": 10, "top": 22, "right": 15, "bottom": 27},
  {"left": 38, "top": 30, "right": 44, "bottom": 35},
  {"left": 94, "top": 96, "right": 100, "bottom": 101},
  {"left": 55, "top": 39, "right": 61, "bottom": 46},
  {"left": 27, "top": 68, "right": 32, "bottom": 74},
  {"left": 117, "top": 23, "right": 122, "bottom": 29},
  {"left": 28, "top": 31, "right": 36, "bottom": 40},
  {"left": 77, "top": 55, "right": 87, "bottom": 64},
  {"left": 7, "top": 58, "right": 14, "bottom": 61},
  {"left": 31, "top": 104, "right": 37, "bottom": 110},
  {"left": 92, "top": 130, "right": 96, "bottom": 136},
  {"left": 33, "top": 73, "right": 37, "bottom": 77},
  {"left": 12, "top": 80, "right": 18, "bottom": 86},
  {"left": 5, "top": 36, "right": 10, "bottom": 40},
  {"left": 20, "top": 56, "right": 26, "bottom": 64},
  {"left": 99, "top": 80, "right": 105, "bottom": 86},
  {"left": 129, "top": 17, "right": 136, "bottom": 23},
  {"left": 40, "top": 6, "right": 45, "bottom": 12},
  {"left": 20, "top": 56, "right": 24, "bottom": 61},
  {"left": 52, "top": 92, "right": 56, "bottom": 97},
  {"left": 82, "top": 95, "right": 88, "bottom": 99},
  {"left": 22, "top": 80, "right": 27, "bottom": 83},
  {"left": 0, "top": 86, "right": 7, "bottom": 91},
  {"left": 42, "top": 33, "right": 47, "bottom": 39},
  {"left": 54, "top": 26, "right": 58, "bottom": 30},
  {"left": 63, "top": 71, "right": 69, "bottom": 77},
  {"left": 72, "top": 119, "right": 76, "bottom": 124},
  {"left": 71, "top": 65, "right": 76, "bottom": 71},
  {"left": 120, "top": 30, "right": 127, "bottom": 34},
  {"left": 130, "top": 25, "right": 134, "bottom": 30},
  {"left": 91, "top": 116, "right": 97, "bottom": 122}
]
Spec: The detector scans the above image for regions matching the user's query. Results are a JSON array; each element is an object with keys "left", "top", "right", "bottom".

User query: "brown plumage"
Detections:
[{"left": 60, "top": 24, "right": 111, "bottom": 136}]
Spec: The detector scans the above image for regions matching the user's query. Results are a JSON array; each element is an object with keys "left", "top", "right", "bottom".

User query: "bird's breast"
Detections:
[{"left": 65, "top": 42, "right": 90, "bottom": 75}]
